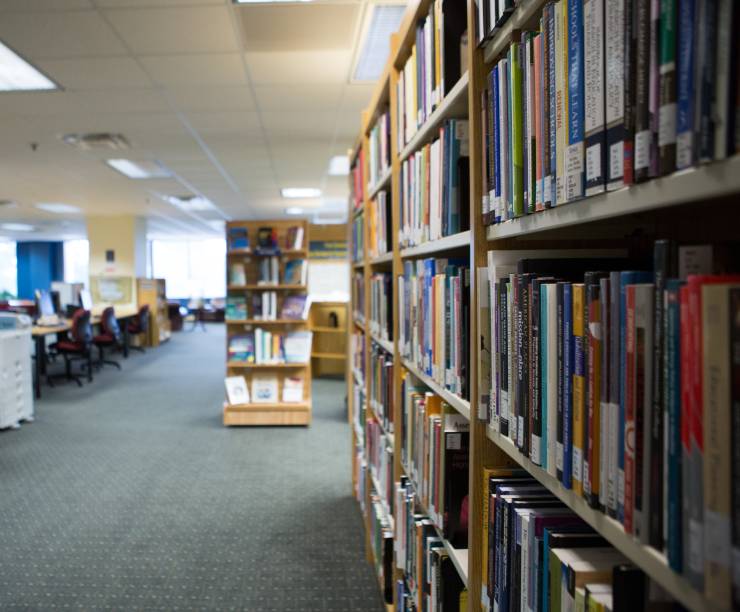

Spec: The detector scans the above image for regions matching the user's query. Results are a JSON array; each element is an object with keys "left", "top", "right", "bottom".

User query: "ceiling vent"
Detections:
[
  {"left": 0, "top": 200, "right": 18, "bottom": 208},
  {"left": 62, "top": 132, "right": 131, "bottom": 151}
]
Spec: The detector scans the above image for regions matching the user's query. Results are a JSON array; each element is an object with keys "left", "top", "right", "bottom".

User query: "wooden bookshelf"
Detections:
[
  {"left": 223, "top": 219, "right": 311, "bottom": 427},
  {"left": 308, "top": 301, "right": 347, "bottom": 377},
  {"left": 347, "top": 0, "right": 740, "bottom": 608},
  {"left": 136, "top": 277, "right": 170, "bottom": 347}
]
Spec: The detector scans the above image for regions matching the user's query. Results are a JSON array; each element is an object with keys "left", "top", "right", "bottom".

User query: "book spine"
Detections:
[
  {"left": 546, "top": 3, "right": 557, "bottom": 208},
  {"left": 566, "top": 0, "right": 586, "bottom": 201},
  {"left": 623, "top": 0, "right": 637, "bottom": 185},
  {"left": 635, "top": 284, "right": 654, "bottom": 545},
  {"left": 511, "top": 43, "right": 525, "bottom": 217},
  {"left": 605, "top": 0, "right": 626, "bottom": 190},
  {"left": 512, "top": 274, "right": 521, "bottom": 445},
  {"left": 555, "top": 0, "right": 568, "bottom": 205},
  {"left": 675, "top": 0, "right": 695, "bottom": 169},
  {"left": 500, "top": 279, "right": 510, "bottom": 437},
  {"left": 587, "top": 282, "right": 602, "bottom": 508},
  {"left": 583, "top": 0, "right": 607, "bottom": 196},
  {"left": 547, "top": 283, "right": 559, "bottom": 477},
  {"left": 532, "top": 279, "right": 542, "bottom": 465},
  {"left": 607, "top": 272, "right": 620, "bottom": 517},
  {"left": 634, "top": 0, "right": 652, "bottom": 182},
  {"left": 493, "top": 64, "right": 502, "bottom": 224},
  {"left": 522, "top": 37, "right": 531, "bottom": 212},
  {"left": 696, "top": 0, "right": 717, "bottom": 163},
  {"left": 535, "top": 32, "right": 545, "bottom": 212},
  {"left": 713, "top": 0, "right": 734, "bottom": 160},
  {"left": 731, "top": 289, "right": 740, "bottom": 611},
  {"left": 528, "top": 34, "right": 538, "bottom": 214},
  {"left": 624, "top": 285, "right": 637, "bottom": 535},
  {"left": 563, "top": 282, "right": 574, "bottom": 489},
  {"left": 557, "top": 282, "right": 565, "bottom": 482},
  {"left": 572, "top": 283, "right": 586, "bottom": 496},
  {"left": 520, "top": 275, "right": 531, "bottom": 454},
  {"left": 648, "top": 0, "right": 661, "bottom": 177},
  {"left": 658, "top": 0, "right": 677, "bottom": 174}
]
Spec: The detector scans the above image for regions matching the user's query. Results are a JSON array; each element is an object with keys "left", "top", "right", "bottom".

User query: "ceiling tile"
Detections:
[
  {"left": 165, "top": 86, "right": 256, "bottom": 112},
  {"left": 183, "top": 111, "right": 262, "bottom": 136},
  {"left": 253, "top": 84, "right": 343, "bottom": 112},
  {"left": 0, "top": 11, "right": 126, "bottom": 59},
  {"left": 237, "top": 4, "right": 360, "bottom": 52},
  {"left": 97, "top": 0, "right": 223, "bottom": 5},
  {"left": 245, "top": 50, "right": 351, "bottom": 85},
  {"left": 37, "top": 57, "right": 154, "bottom": 90},
  {"left": 140, "top": 54, "right": 247, "bottom": 87},
  {"left": 0, "top": 0, "right": 92, "bottom": 9},
  {"left": 105, "top": 6, "right": 238, "bottom": 55}
]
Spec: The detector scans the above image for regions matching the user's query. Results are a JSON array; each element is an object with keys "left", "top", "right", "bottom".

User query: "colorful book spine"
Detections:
[
  {"left": 572, "top": 283, "right": 586, "bottom": 496},
  {"left": 657, "top": 0, "right": 677, "bottom": 174},
  {"left": 534, "top": 32, "right": 545, "bottom": 211},
  {"left": 583, "top": 0, "right": 606, "bottom": 196},
  {"left": 546, "top": 3, "right": 557, "bottom": 208},
  {"left": 554, "top": 0, "right": 568, "bottom": 205},
  {"left": 634, "top": 0, "right": 652, "bottom": 183},
  {"left": 511, "top": 43, "right": 525, "bottom": 217},
  {"left": 563, "top": 281, "right": 574, "bottom": 489},
  {"left": 674, "top": 0, "right": 695, "bottom": 169},
  {"left": 565, "top": 0, "right": 586, "bottom": 201},
  {"left": 605, "top": 0, "right": 626, "bottom": 190}
]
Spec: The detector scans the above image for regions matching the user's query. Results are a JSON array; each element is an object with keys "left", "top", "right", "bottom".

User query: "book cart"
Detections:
[
  {"left": 348, "top": 0, "right": 740, "bottom": 610},
  {"left": 224, "top": 219, "right": 312, "bottom": 426}
]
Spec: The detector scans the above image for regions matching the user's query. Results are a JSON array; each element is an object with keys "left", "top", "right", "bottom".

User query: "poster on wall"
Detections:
[{"left": 308, "top": 240, "right": 348, "bottom": 260}]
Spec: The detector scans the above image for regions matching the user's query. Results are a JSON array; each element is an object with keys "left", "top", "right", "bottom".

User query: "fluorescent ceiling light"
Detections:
[
  {"left": 163, "top": 194, "right": 215, "bottom": 211},
  {"left": 285, "top": 207, "right": 304, "bottom": 215},
  {"left": 106, "top": 159, "right": 171, "bottom": 179},
  {"left": 281, "top": 188, "right": 321, "bottom": 199},
  {"left": 352, "top": 5, "right": 406, "bottom": 82},
  {"left": 328, "top": 155, "right": 350, "bottom": 176},
  {"left": 1, "top": 222, "right": 34, "bottom": 232},
  {"left": 0, "top": 40, "right": 57, "bottom": 91},
  {"left": 208, "top": 220, "right": 226, "bottom": 231},
  {"left": 35, "top": 203, "right": 81, "bottom": 214}
]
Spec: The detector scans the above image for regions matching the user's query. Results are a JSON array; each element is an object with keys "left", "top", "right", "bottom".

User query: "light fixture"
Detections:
[
  {"left": 163, "top": 194, "right": 215, "bottom": 211},
  {"left": 0, "top": 200, "right": 18, "bottom": 209},
  {"left": 106, "top": 159, "right": 172, "bottom": 179},
  {"left": 63, "top": 133, "right": 130, "bottom": 151},
  {"left": 352, "top": 5, "right": 406, "bottom": 82},
  {"left": 0, "top": 40, "right": 57, "bottom": 91},
  {"left": 1, "top": 222, "right": 34, "bottom": 232},
  {"left": 35, "top": 203, "right": 81, "bottom": 214},
  {"left": 208, "top": 220, "right": 226, "bottom": 231},
  {"left": 328, "top": 155, "right": 350, "bottom": 176},
  {"left": 281, "top": 188, "right": 321, "bottom": 199},
  {"left": 285, "top": 207, "right": 304, "bottom": 215}
]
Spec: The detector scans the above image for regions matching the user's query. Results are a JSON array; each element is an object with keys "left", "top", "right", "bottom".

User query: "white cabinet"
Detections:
[{"left": 0, "top": 318, "right": 34, "bottom": 430}]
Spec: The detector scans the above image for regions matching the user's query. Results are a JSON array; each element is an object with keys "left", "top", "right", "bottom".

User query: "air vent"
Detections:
[
  {"left": 0, "top": 200, "right": 18, "bottom": 208},
  {"left": 163, "top": 194, "right": 215, "bottom": 212},
  {"left": 62, "top": 132, "right": 131, "bottom": 151}
]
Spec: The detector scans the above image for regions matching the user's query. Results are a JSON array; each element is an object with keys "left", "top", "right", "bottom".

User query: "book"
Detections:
[
  {"left": 584, "top": 0, "right": 606, "bottom": 196},
  {"left": 280, "top": 294, "right": 310, "bottom": 320},
  {"left": 255, "top": 227, "right": 279, "bottom": 255},
  {"left": 731, "top": 288, "right": 740, "bottom": 611},
  {"left": 675, "top": 0, "right": 695, "bottom": 169},
  {"left": 283, "top": 330, "right": 312, "bottom": 363},
  {"left": 657, "top": 0, "right": 677, "bottom": 174},
  {"left": 225, "top": 296, "right": 247, "bottom": 321},
  {"left": 285, "top": 225, "right": 304, "bottom": 250},
  {"left": 224, "top": 376, "right": 249, "bottom": 405},
  {"left": 228, "top": 334, "right": 254, "bottom": 363},
  {"left": 251, "top": 374, "right": 278, "bottom": 403},
  {"left": 227, "top": 226, "right": 248, "bottom": 250},
  {"left": 282, "top": 376, "right": 304, "bottom": 403},
  {"left": 229, "top": 262, "right": 246, "bottom": 286},
  {"left": 282, "top": 259, "right": 306, "bottom": 286}
]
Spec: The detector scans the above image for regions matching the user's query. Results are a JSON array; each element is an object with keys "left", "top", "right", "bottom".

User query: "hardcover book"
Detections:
[{"left": 251, "top": 374, "right": 278, "bottom": 403}]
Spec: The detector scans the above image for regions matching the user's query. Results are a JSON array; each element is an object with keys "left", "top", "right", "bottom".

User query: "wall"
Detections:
[
  {"left": 87, "top": 216, "right": 147, "bottom": 278},
  {"left": 16, "top": 242, "right": 64, "bottom": 300}
]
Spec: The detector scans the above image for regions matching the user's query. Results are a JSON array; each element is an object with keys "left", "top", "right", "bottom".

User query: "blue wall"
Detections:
[{"left": 16, "top": 242, "right": 64, "bottom": 300}]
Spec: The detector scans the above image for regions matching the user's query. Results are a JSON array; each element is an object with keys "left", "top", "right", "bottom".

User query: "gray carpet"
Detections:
[{"left": 0, "top": 324, "right": 383, "bottom": 612}]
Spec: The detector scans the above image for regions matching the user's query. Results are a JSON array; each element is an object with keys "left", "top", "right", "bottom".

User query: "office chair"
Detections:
[
  {"left": 48, "top": 308, "right": 93, "bottom": 387},
  {"left": 127, "top": 304, "right": 150, "bottom": 352},
  {"left": 93, "top": 306, "right": 122, "bottom": 370}
]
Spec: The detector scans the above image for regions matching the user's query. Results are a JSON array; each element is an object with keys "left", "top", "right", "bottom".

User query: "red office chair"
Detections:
[
  {"left": 48, "top": 308, "right": 93, "bottom": 387},
  {"left": 93, "top": 306, "right": 122, "bottom": 370},
  {"left": 127, "top": 304, "right": 150, "bottom": 352}
]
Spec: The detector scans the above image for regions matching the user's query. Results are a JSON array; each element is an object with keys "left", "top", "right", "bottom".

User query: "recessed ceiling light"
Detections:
[
  {"left": 352, "top": 5, "right": 406, "bottom": 82},
  {"left": 63, "top": 133, "right": 130, "bottom": 151},
  {"left": 0, "top": 200, "right": 18, "bottom": 209},
  {"left": 35, "top": 203, "right": 81, "bottom": 214},
  {"left": 163, "top": 194, "right": 215, "bottom": 211},
  {"left": 106, "top": 159, "right": 172, "bottom": 179},
  {"left": 0, "top": 40, "right": 57, "bottom": 92},
  {"left": 328, "top": 155, "right": 350, "bottom": 176},
  {"left": 285, "top": 207, "right": 304, "bottom": 215},
  {"left": 281, "top": 188, "right": 321, "bottom": 199},
  {"left": 1, "top": 222, "right": 34, "bottom": 232}
]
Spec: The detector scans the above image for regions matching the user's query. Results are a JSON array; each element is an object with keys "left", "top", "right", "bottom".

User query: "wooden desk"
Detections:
[{"left": 31, "top": 308, "right": 139, "bottom": 399}]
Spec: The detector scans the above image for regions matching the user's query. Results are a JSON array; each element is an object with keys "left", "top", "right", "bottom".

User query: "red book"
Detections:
[
  {"left": 586, "top": 284, "right": 602, "bottom": 506},
  {"left": 623, "top": 285, "right": 637, "bottom": 534}
]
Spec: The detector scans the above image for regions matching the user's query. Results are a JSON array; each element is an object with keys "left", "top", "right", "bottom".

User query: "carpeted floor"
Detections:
[{"left": 0, "top": 324, "right": 383, "bottom": 612}]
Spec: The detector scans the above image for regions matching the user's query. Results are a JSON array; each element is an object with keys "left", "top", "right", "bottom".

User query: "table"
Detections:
[{"left": 31, "top": 306, "right": 138, "bottom": 399}]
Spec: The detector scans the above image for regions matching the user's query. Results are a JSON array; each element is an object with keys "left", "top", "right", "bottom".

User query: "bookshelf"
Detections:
[
  {"left": 347, "top": 0, "right": 740, "bottom": 609},
  {"left": 136, "top": 278, "right": 170, "bottom": 347},
  {"left": 223, "top": 220, "right": 312, "bottom": 427},
  {"left": 308, "top": 301, "right": 347, "bottom": 377}
]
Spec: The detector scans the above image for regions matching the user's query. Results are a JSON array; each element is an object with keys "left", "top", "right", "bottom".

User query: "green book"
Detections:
[{"left": 510, "top": 41, "right": 524, "bottom": 217}]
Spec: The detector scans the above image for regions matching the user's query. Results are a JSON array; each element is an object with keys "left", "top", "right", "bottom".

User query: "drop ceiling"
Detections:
[{"left": 0, "top": 0, "right": 393, "bottom": 240}]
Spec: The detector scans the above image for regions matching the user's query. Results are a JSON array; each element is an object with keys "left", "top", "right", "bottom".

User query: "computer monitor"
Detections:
[
  {"left": 50, "top": 290, "right": 61, "bottom": 314},
  {"left": 79, "top": 289, "right": 93, "bottom": 311},
  {"left": 35, "top": 290, "right": 55, "bottom": 318}
]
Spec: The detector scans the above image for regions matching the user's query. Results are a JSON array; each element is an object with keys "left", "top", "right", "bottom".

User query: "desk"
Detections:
[{"left": 31, "top": 307, "right": 138, "bottom": 399}]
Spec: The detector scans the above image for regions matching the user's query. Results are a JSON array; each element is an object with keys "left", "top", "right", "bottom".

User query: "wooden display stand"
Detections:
[
  {"left": 308, "top": 301, "right": 347, "bottom": 377},
  {"left": 223, "top": 219, "right": 312, "bottom": 427},
  {"left": 136, "top": 278, "right": 170, "bottom": 347}
]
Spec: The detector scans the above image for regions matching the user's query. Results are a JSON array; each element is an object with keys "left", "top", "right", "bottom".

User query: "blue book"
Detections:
[
  {"left": 541, "top": 283, "right": 549, "bottom": 469},
  {"left": 617, "top": 271, "right": 653, "bottom": 521},
  {"left": 665, "top": 278, "right": 685, "bottom": 571},
  {"left": 562, "top": 282, "right": 573, "bottom": 489},
  {"left": 566, "top": 0, "right": 585, "bottom": 201},
  {"left": 675, "top": 0, "right": 695, "bottom": 169},
  {"left": 493, "top": 64, "right": 502, "bottom": 223},
  {"left": 506, "top": 54, "right": 514, "bottom": 220},
  {"left": 424, "top": 259, "right": 436, "bottom": 375},
  {"left": 546, "top": 3, "right": 557, "bottom": 207}
]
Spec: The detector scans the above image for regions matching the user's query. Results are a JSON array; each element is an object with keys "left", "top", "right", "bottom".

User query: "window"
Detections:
[
  {"left": 151, "top": 239, "right": 226, "bottom": 299},
  {"left": 63, "top": 239, "right": 89, "bottom": 287},
  {"left": 0, "top": 241, "right": 17, "bottom": 299}
]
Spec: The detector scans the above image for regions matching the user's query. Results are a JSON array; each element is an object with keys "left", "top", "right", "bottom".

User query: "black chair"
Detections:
[
  {"left": 127, "top": 304, "right": 150, "bottom": 352},
  {"left": 93, "top": 306, "right": 122, "bottom": 370},
  {"left": 48, "top": 308, "right": 93, "bottom": 387}
]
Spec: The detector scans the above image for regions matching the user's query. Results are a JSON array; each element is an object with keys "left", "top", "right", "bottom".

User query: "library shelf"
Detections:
[
  {"left": 310, "top": 326, "right": 345, "bottom": 334},
  {"left": 401, "top": 359, "right": 470, "bottom": 420},
  {"left": 227, "top": 248, "right": 307, "bottom": 257},
  {"left": 486, "top": 155, "right": 740, "bottom": 242},
  {"left": 368, "top": 400, "right": 395, "bottom": 447},
  {"left": 367, "top": 167, "right": 392, "bottom": 201},
  {"left": 369, "top": 471, "right": 395, "bottom": 531},
  {"left": 225, "top": 401, "right": 311, "bottom": 411},
  {"left": 368, "top": 252, "right": 393, "bottom": 266},
  {"left": 310, "top": 351, "right": 345, "bottom": 359},
  {"left": 399, "top": 230, "right": 471, "bottom": 259},
  {"left": 399, "top": 71, "right": 470, "bottom": 162},
  {"left": 352, "top": 367, "right": 364, "bottom": 388},
  {"left": 485, "top": 428, "right": 707, "bottom": 612},
  {"left": 369, "top": 331, "right": 393, "bottom": 355},
  {"left": 353, "top": 261, "right": 365, "bottom": 269},
  {"left": 482, "top": 0, "right": 549, "bottom": 64},
  {"left": 223, "top": 402, "right": 311, "bottom": 426},
  {"left": 226, "top": 361, "right": 309, "bottom": 369},
  {"left": 227, "top": 284, "right": 306, "bottom": 291},
  {"left": 225, "top": 319, "right": 306, "bottom": 325}
]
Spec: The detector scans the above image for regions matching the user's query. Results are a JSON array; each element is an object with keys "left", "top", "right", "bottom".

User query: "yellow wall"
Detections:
[{"left": 87, "top": 216, "right": 147, "bottom": 278}]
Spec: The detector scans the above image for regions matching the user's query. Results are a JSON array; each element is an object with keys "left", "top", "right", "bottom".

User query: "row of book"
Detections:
[
  {"left": 225, "top": 293, "right": 309, "bottom": 322},
  {"left": 227, "top": 330, "right": 312, "bottom": 364},
  {"left": 226, "top": 225, "right": 304, "bottom": 253},
  {"left": 368, "top": 342, "right": 394, "bottom": 436},
  {"left": 351, "top": 330, "right": 365, "bottom": 385},
  {"left": 366, "top": 416, "right": 394, "bottom": 529},
  {"left": 399, "top": 378, "right": 470, "bottom": 550},
  {"left": 481, "top": 470, "right": 671, "bottom": 612},
  {"left": 369, "top": 272, "right": 393, "bottom": 343},
  {"left": 479, "top": 242, "right": 740, "bottom": 609},
  {"left": 352, "top": 213, "right": 364, "bottom": 263},
  {"left": 224, "top": 374, "right": 304, "bottom": 405},
  {"left": 398, "top": 257, "right": 470, "bottom": 399},
  {"left": 227, "top": 259, "right": 306, "bottom": 287},
  {"left": 352, "top": 271, "right": 365, "bottom": 321},
  {"left": 480, "top": 0, "right": 740, "bottom": 226},
  {"left": 395, "top": 0, "right": 467, "bottom": 149},
  {"left": 395, "top": 476, "right": 468, "bottom": 612},
  {"left": 351, "top": 149, "right": 365, "bottom": 212},
  {"left": 368, "top": 109, "right": 391, "bottom": 190},
  {"left": 399, "top": 119, "right": 471, "bottom": 249},
  {"left": 368, "top": 191, "right": 391, "bottom": 258}
]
